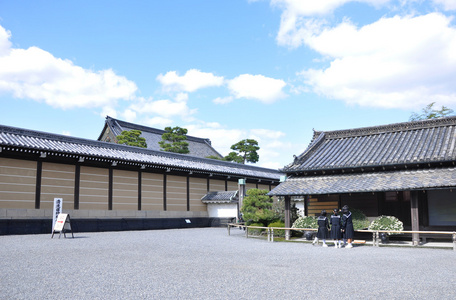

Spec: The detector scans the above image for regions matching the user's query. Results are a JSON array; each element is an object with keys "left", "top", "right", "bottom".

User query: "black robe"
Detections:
[
  {"left": 341, "top": 211, "right": 355, "bottom": 239},
  {"left": 330, "top": 214, "right": 342, "bottom": 240},
  {"left": 316, "top": 216, "right": 330, "bottom": 239}
]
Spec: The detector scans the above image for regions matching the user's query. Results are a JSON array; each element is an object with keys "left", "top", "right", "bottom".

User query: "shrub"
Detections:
[
  {"left": 292, "top": 216, "right": 318, "bottom": 229},
  {"left": 268, "top": 221, "right": 285, "bottom": 237},
  {"left": 350, "top": 208, "right": 367, "bottom": 220},
  {"left": 353, "top": 219, "right": 370, "bottom": 230},
  {"left": 241, "top": 189, "right": 275, "bottom": 226},
  {"left": 368, "top": 215, "right": 404, "bottom": 235},
  {"left": 248, "top": 222, "right": 266, "bottom": 236}
]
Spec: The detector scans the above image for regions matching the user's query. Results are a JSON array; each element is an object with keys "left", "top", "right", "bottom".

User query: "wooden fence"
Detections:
[{"left": 227, "top": 224, "right": 456, "bottom": 251}]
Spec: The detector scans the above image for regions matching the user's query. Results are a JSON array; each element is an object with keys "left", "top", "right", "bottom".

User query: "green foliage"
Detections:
[
  {"left": 345, "top": 208, "right": 369, "bottom": 230},
  {"left": 223, "top": 151, "right": 244, "bottom": 164},
  {"left": 225, "top": 139, "right": 260, "bottom": 164},
  {"left": 353, "top": 219, "right": 370, "bottom": 230},
  {"left": 351, "top": 208, "right": 367, "bottom": 220},
  {"left": 159, "top": 126, "right": 190, "bottom": 154},
  {"left": 409, "top": 102, "right": 454, "bottom": 121},
  {"left": 205, "top": 155, "right": 223, "bottom": 160},
  {"left": 116, "top": 130, "right": 147, "bottom": 148},
  {"left": 248, "top": 222, "right": 266, "bottom": 236},
  {"left": 241, "top": 189, "right": 275, "bottom": 226},
  {"left": 368, "top": 215, "right": 404, "bottom": 235},
  {"left": 292, "top": 216, "right": 318, "bottom": 229},
  {"left": 268, "top": 221, "right": 285, "bottom": 237}
]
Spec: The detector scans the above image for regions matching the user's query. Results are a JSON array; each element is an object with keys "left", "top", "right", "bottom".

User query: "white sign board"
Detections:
[
  {"left": 52, "top": 198, "right": 63, "bottom": 230},
  {"left": 51, "top": 213, "right": 73, "bottom": 238}
]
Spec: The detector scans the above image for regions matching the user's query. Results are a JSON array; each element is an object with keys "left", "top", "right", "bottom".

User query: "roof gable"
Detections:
[
  {"left": 99, "top": 116, "right": 223, "bottom": 159},
  {"left": 285, "top": 116, "right": 456, "bottom": 172}
]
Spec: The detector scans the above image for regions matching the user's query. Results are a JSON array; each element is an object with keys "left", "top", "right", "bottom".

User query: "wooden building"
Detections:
[
  {"left": 269, "top": 117, "right": 456, "bottom": 242},
  {"left": 98, "top": 116, "right": 223, "bottom": 159},
  {"left": 0, "top": 124, "right": 281, "bottom": 234}
]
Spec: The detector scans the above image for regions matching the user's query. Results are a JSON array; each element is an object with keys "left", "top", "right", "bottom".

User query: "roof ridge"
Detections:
[
  {"left": 106, "top": 116, "right": 213, "bottom": 143},
  {"left": 317, "top": 116, "right": 456, "bottom": 139}
]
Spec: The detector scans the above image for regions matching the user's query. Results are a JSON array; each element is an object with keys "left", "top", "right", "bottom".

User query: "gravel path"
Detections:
[{"left": 1, "top": 228, "right": 455, "bottom": 299}]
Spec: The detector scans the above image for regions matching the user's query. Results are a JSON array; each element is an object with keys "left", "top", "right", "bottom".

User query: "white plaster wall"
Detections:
[
  {"left": 293, "top": 201, "right": 305, "bottom": 217},
  {"left": 206, "top": 203, "right": 238, "bottom": 218}
]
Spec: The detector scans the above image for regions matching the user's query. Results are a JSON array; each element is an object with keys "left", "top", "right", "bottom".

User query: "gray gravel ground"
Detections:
[{"left": 1, "top": 228, "right": 455, "bottom": 300}]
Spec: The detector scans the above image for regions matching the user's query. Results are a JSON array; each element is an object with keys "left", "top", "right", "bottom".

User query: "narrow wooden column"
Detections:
[
  {"left": 284, "top": 195, "right": 291, "bottom": 240},
  {"left": 410, "top": 191, "right": 420, "bottom": 246}
]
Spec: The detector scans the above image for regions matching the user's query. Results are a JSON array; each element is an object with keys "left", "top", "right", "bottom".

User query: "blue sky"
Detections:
[{"left": 1, "top": 0, "right": 456, "bottom": 169}]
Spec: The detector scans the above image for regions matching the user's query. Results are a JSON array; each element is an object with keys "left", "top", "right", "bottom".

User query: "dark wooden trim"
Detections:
[
  {"left": 207, "top": 177, "right": 210, "bottom": 192},
  {"left": 163, "top": 174, "right": 167, "bottom": 211},
  {"left": 35, "top": 160, "right": 42, "bottom": 209},
  {"left": 187, "top": 176, "right": 190, "bottom": 211},
  {"left": 225, "top": 179, "right": 228, "bottom": 191},
  {"left": 74, "top": 164, "right": 80, "bottom": 210},
  {"left": 304, "top": 195, "right": 309, "bottom": 216},
  {"left": 108, "top": 168, "right": 113, "bottom": 210},
  {"left": 138, "top": 171, "right": 142, "bottom": 211}
]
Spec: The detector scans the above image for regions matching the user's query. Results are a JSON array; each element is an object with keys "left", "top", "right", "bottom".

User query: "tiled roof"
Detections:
[
  {"left": 201, "top": 191, "right": 238, "bottom": 203},
  {"left": 101, "top": 116, "right": 223, "bottom": 158},
  {"left": 269, "top": 167, "right": 456, "bottom": 196},
  {"left": 284, "top": 116, "right": 456, "bottom": 172},
  {"left": 0, "top": 124, "right": 282, "bottom": 181}
]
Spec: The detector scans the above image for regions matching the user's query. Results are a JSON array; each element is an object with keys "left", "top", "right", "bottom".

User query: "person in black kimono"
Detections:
[
  {"left": 313, "top": 210, "right": 330, "bottom": 247},
  {"left": 341, "top": 205, "right": 355, "bottom": 248},
  {"left": 330, "top": 208, "right": 342, "bottom": 248}
]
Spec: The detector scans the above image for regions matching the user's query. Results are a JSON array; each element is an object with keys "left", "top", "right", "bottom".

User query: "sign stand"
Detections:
[{"left": 51, "top": 213, "right": 74, "bottom": 239}]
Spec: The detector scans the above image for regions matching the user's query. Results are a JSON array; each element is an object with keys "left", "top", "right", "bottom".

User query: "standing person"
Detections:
[
  {"left": 330, "top": 208, "right": 342, "bottom": 248},
  {"left": 341, "top": 205, "right": 355, "bottom": 248},
  {"left": 313, "top": 210, "right": 330, "bottom": 247}
]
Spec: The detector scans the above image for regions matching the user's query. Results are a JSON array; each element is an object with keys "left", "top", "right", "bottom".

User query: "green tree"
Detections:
[
  {"left": 409, "top": 102, "right": 454, "bottom": 121},
  {"left": 240, "top": 189, "right": 276, "bottom": 226},
  {"left": 224, "top": 139, "right": 260, "bottom": 164},
  {"left": 116, "top": 130, "right": 147, "bottom": 148},
  {"left": 159, "top": 126, "right": 190, "bottom": 154}
]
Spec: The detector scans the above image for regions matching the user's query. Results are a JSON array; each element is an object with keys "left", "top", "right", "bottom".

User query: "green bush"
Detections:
[
  {"left": 292, "top": 216, "right": 318, "bottom": 229},
  {"left": 368, "top": 215, "right": 404, "bottom": 235},
  {"left": 353, "top": 219, "right": 370, "bottom": 230},
  {"left": 351, "top": 208, "right": 367, "bottom": 220},
  {"left": 241, "top": 189, "right": 275, "bottom": 226},
  {"left": 268, "top": 221, "right": 285, "bottom": 237},
  {"left": 248, "top": 222, "right": 266, "bottom": 236}
]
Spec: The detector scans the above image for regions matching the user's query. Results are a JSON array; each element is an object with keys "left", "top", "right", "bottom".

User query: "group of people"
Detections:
[{"left": 312, "top": 205, "right": 354, "bottom": 248}]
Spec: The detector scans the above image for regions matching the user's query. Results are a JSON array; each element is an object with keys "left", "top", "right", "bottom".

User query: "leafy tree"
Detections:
[
  {"left": 205, "top": 155, "right": 223, "bottom": 160},
  {"left": 240, "top": 189, "right": 276, "bottom": 226},
  {"left": 225, "top": 139, "right": 260, "bottom": 164},
  {"left": 116, "top": 130, "right": 147, "bottom": 148},
  {"left": 159, "top": 126, "right": 190, "bottom": 154},
  {"left": 409, "top": 102, "right": 454, "bottom": 121}
]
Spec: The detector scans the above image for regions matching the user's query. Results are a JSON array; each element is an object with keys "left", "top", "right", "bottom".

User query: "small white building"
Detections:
[{"left": 201, "top": 191, "right": 239, "bottom": 222}]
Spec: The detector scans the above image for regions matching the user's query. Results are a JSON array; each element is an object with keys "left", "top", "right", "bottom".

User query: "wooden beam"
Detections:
[
  {"left": 410, "top": 191, "right": 420, "bottom": 246},
  {"left": 284, "top": 195, "right": 291, "bottom": 240}
]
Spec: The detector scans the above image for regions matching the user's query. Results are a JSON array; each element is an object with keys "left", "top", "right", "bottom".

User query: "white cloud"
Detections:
[
  {"left": 157, "top": 69, "right": 224, "bottom": 92},
  {"left": 300, "top": 13, "right": 456, "bottom": 109},
  {"left": 228, "top": 74, "right": 287, "bottom": 104},
  {"left": 271, "top": 0, "right": 391, "bottom": 47},
  {"left": 433, "top": 0, "right": 456, "bottom": 10},
  {"left": 128, "top": 97, "right": 197, "bottom": 118},
  {"left": 0, "top": 25, "right": 137, "bottom": 110},
  {"left": 143, "top": 117, "right": 174, "bottom": 128},
  {"left": 213, "top": 96, "right": 234, "bottom": 104},
  {"left": 122, "top": 109, "right": 137, "bottom": 122},
  {"left": 250, "top": 128, "right": 286, "bottom": 140}
]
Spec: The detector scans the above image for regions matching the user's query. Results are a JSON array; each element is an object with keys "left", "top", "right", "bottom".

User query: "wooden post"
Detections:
[
  {"left": 410, "top": 191, "right": 420, "bottom": 246},
  {"left": 284, "top": 195, "right": 291, "bottom": 240}
]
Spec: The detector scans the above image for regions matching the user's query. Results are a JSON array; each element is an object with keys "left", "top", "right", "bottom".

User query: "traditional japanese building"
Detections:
[
  {"left": 98, "top": 116, "right": 223, "bottom": 159},
  {"left": 0, "top": 123, "right": 281, "bottom": 234},
  {"left": 269, "top": 117, "right": 456, "bottom": 243}
]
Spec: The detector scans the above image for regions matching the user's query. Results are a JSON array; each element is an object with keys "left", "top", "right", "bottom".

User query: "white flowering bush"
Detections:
[
  {"left": 292, "top": 216, "right": 318, "bottom": 229},
  {"left": 368, "top": 215, "right": 403, "bottom": 235}
]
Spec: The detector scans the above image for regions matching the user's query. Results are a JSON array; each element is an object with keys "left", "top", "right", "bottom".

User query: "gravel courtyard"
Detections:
[{"left": 1, "top": 227, "right": 455, "bottom": 299}]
